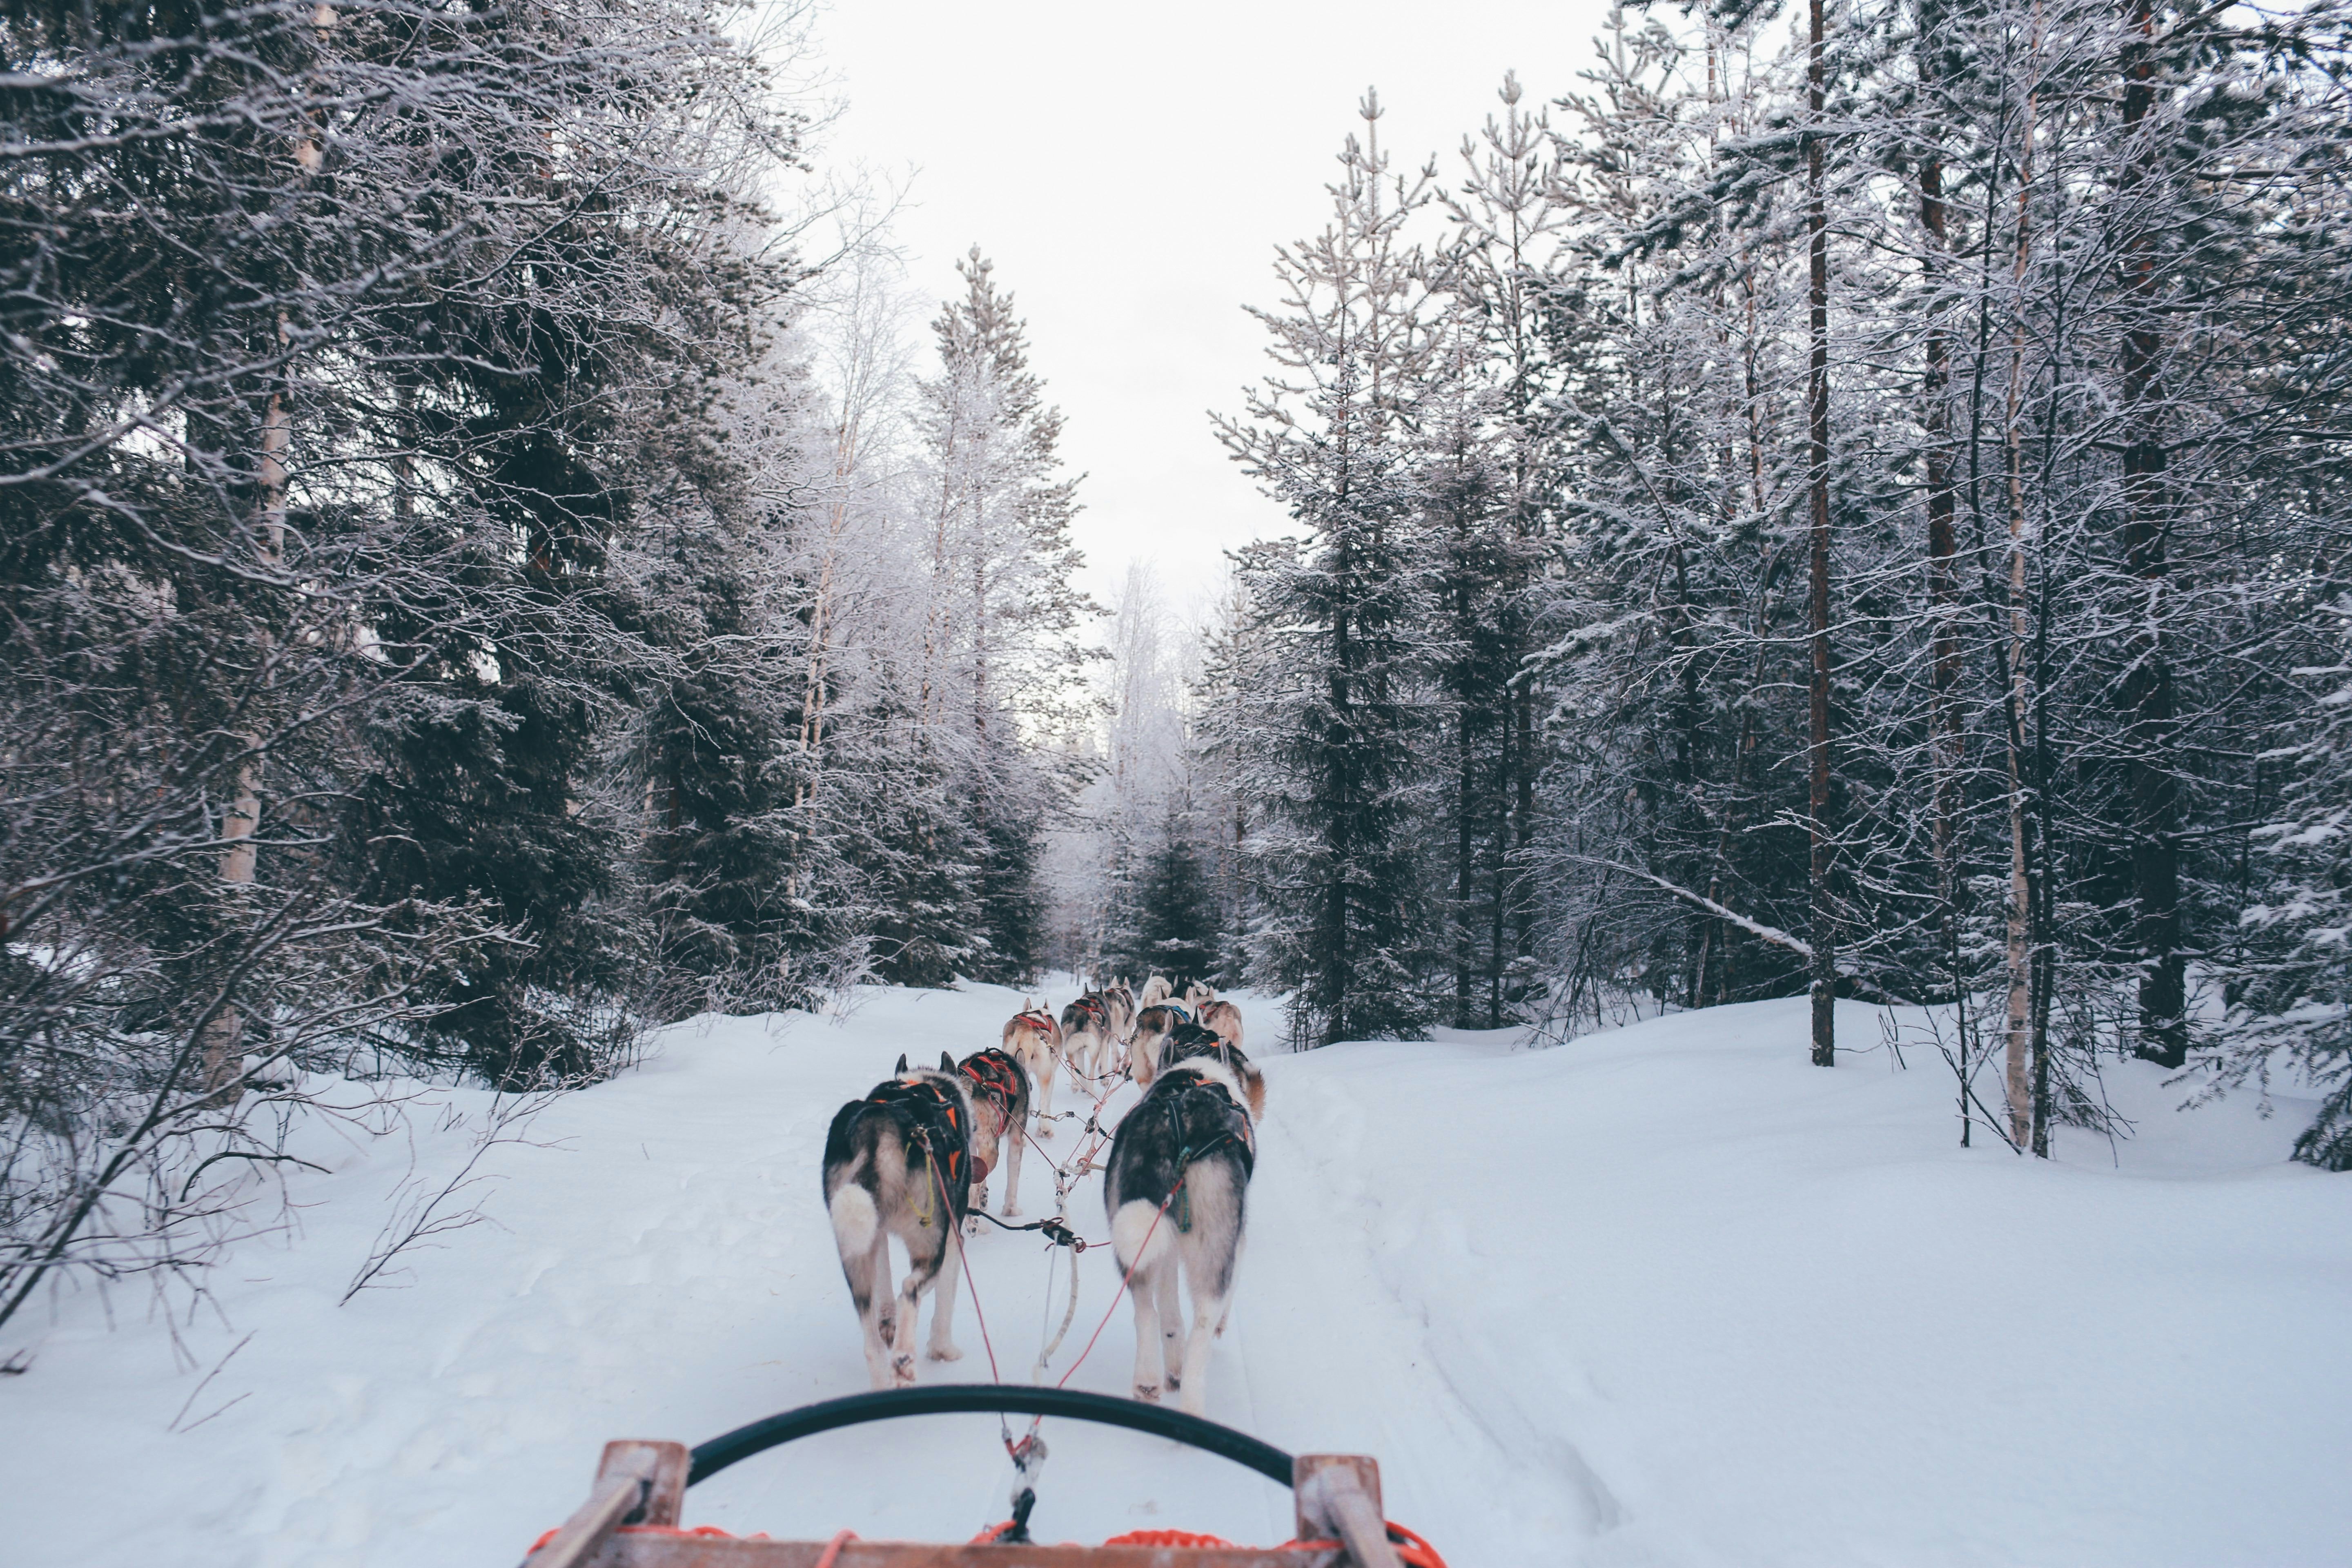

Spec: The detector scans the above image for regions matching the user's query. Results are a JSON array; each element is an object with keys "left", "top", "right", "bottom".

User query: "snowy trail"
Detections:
[{"left": 8, "top": 984, "right": 2352, "bottom": 1566}]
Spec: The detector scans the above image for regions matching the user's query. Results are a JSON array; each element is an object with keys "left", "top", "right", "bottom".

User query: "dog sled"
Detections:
[{"left": 521, "top": 1386, "right": 1443, "bottom": 1568}]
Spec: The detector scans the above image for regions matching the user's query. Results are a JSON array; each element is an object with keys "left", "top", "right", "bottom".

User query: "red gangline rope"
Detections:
[{"left": 921, "top": 1140, "right": 1002, "bottom": 1384}]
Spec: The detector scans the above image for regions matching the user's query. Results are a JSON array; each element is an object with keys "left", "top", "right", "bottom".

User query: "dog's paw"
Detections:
[
  {"left": 928, "top": 1341, "right": 962, "bottom": 1363},
  {"left": 1036, "top": 1125, "right": 1055, "bottom": 1140},
  {"left": 1165, "top": 1371, "right": 1182, "bottom": 1392},
  {"left": 1132, "top": 1382, "right": 1160, "bottom": 1403},
  {"left": 891, "top": 1353, "right": 917, "bottom": 1385}
]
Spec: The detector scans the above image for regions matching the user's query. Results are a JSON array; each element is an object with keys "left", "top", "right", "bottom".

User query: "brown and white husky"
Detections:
[
  {"left": 953, "top": 1046, "right": 1031, "bottom": 1223},
  {"left": 1003, "top": 999, "right": 1065, "bottom": 1136}
]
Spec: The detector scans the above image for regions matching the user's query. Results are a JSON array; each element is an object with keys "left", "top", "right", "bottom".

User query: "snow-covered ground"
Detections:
[{"left": 7, "top": 985, "right": 2350, "bottom": 1566}]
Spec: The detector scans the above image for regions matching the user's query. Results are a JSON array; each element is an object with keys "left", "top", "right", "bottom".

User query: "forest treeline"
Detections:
[
  {"left": 0, "top": 0, "right": 1096, "bottom": 1327},
  {"left": 1154, "top": 1, "right": 2352, "bottom": 1169}
]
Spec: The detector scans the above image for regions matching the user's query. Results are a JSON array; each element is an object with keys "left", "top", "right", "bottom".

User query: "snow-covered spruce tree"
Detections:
[
  {"left": 1215, "top": 97, "right": 1449, "bottom": 1047},
  {"left": 1434, "top": 74, "right": 1570, "bottom": 1027},
  {"left": 1129, "top": 815, "right": 1221, "bottom": 984},
  {"left": 1190, "top": 573, "right": 1265, "bottom": 990},
  {"left": 912, "top": 249, "right": 1096, "bottom": 985},
  {"left": 624, "top": 319, "right": 853, "bottom": 1024},
  {"left": 327, "top": 0, "right": 803, "bottom": 1087}
]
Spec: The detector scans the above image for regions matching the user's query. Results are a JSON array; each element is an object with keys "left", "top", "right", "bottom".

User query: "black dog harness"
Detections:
[{"left": 864, "top": 1076, "right": 969, "bottom": 1194}]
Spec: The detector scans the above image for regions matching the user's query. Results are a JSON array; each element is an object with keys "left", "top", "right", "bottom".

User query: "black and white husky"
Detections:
[
  {"left": 1104, "top": 1051, "right": 1256, "bottom": 1416},
  {"left": 822, "top": 1054, "right": 973, "bottom": 1388},
  {"left": 1135, "top": 1018, "right": 1267, "bottom": 1123}
]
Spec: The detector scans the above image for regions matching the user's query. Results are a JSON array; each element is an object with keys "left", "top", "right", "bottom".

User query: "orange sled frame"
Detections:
[{"left": 521, "top": 1387, "right": 1431, "bottom": 1568}]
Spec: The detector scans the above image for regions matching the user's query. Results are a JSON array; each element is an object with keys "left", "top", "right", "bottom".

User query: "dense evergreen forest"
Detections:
[
  {"left": 5, "top": 0, "right": 2351, "bottom": 1330},
  {"left": 1178, "top": 7, "right": 2352, "bottom": 1174}
]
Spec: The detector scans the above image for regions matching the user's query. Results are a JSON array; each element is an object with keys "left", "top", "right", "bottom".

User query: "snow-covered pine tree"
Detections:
[
  {"left": 1216, "top": 96, "right": 1449, "bottom": 1047},
  {"left": 1436, "top": 74, "right": 1570, "bottom": 1026},
  {"left": 335, "top": 0, "right": 797, "bottom": 1086}
]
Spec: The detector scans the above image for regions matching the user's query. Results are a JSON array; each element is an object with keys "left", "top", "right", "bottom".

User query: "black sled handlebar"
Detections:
[{"left": 686, "top": 1385, "right": 1295, "bottom": 1489}]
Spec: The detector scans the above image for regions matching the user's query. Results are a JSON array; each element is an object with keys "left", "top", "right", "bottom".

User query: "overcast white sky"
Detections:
[{"left": 802, "top": 0, "right": 1619, "bottom": 610}]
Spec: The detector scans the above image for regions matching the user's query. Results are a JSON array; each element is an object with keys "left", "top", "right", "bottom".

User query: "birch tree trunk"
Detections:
[{"left": 196, "top": 381, "right": 290, "bottom": 1106}]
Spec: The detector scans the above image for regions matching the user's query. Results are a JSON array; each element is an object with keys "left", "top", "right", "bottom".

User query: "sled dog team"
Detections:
[{"left": 820, "top": 977, "right": 1258, "bottom": 1416}]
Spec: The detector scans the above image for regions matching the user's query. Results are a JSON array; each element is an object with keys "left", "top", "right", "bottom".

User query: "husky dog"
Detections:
[
  {"left": 1059, "top": 993, "right": 1120, "bottom": 1081},
  {"left": 1103, "top": 978, "right": 1137, "bottom": 1031},
  {"left": 1140, "top": 1018, "right": 1267, "bottom": 1123},
  {"left": 1127, "top": 1001, "right": 1189, "bottom": 1088},
  {"left": 1105, "top": 1051, "right": 1256, "bottom": 1416},
  {"left": 1182, "top": 979, "right": 1217, "bottom": 1011},
  {"left": 1101, "top": 981, "right": 1138, "bottom": 1073},
  {"left": 1137, "top": 974, "right": 1174, "bottom": 1010},
  {"left": 823, "top": 1054, "right": 973, "bottom": 1388},
  {"left": 954, "top": 1046, "right": 1031, "bottom": 1222},
  {"left": 1004, "top": 1000, "right": 1066, "bottom": 1136},
  {"left": 1197, "top": 998, "right": 1245, "bottom": 1054}
]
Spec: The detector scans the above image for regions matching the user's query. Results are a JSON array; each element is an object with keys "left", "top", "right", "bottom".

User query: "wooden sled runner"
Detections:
[{"left": 521, "top": 1387, "right": 1437, "bottom": 1568}]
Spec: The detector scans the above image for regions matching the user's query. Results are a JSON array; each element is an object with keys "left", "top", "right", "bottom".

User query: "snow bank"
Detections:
[{"left": 3, "top": 988, "right": 2346, "bottom": 1566}]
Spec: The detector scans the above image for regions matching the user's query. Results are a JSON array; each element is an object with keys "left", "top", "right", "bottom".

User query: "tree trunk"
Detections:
[
  {"left": 1806, "top": 0, "right": 1837, "bottom": 1067},
  {"left": 2001, "top": 38, "right": 2041, "bottom": 1150},
  {"left": 1919, "top": 0, "right": 1975, "bottom": 1142},
  {"left": 199, "top": 383, "right": 291, "bottom": 1105},
  {"left": 2118, "top": 0, "right": 2187, "bottom": 1067}
]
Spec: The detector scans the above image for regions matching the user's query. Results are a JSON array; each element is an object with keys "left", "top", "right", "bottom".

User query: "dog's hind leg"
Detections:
[
  {"left": 889, "top": 1237, "right": 942, "bottom": 1387},
  {"left": 925, "top": 1227, "right": 964, "bottom": 1364},
  {"left": 1127, "top": 1260, "right": 1166, "bottom": 1402},
  {"left": 850, "top": 1233, "right": 894, "bottom": 1390},
  {"left": 1001, "top": 1119, "right": 1025, "bottom": 1218},
  {"left": 1033, "top": 1048, "right": 1058, "bottom": 1137},
  {"left": 1155, "top": 1264, "right": 1186, "bottom": 1398},
  {"left": 1177, "top": 1281, "right": 1228, "bottom": 1418}
]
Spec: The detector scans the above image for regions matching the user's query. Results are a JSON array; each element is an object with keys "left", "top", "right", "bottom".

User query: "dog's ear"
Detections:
[
  {"left": 894, "top": 1053, "right": 909, "bottom": 1074},
  {"left": 940, "top": 1051, "right": 955, "bottom": 1072}
]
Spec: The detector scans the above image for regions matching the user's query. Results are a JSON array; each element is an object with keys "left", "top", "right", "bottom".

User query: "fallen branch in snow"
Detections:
[
  {"left": 167, "top": 1332, "right": 254, "bottom": 1434},
  {"left": 1560, "top": 857, "right": 1921, "bottom": 1009},
  {"left": 339, "top": 1093, "right": 555, "bottom": 1304}
]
